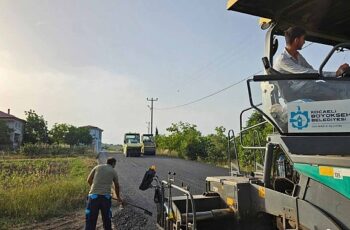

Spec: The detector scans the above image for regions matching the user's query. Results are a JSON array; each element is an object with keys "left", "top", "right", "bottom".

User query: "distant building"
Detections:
[
  {"left": 0, "top": 109, "right": 25, "bottom": 150},
  {"left": 81, "top": 125, "right": 103, "bottom": 152}
]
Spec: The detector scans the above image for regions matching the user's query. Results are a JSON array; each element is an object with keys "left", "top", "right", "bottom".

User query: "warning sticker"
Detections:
[
  {"left": 319, "top": 166, "right": 350, "bottom": 180},
  {"left": 333, "top": 168, "right": 350, "bottom": 180},
  {"left": 319, "top": 166, "right": 334, "bottom": 177}
]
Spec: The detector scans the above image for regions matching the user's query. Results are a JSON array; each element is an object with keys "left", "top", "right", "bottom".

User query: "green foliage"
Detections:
[
  {"left": 49, "top": 123, "right": 71, "bottom": 144},
  {"left": 0, "top": 157, "right": 95, "bottom": 227},
  {"left": 20, "top": 143, "right": 94, "bottom": 156},
  {"left": 0, "top": 120, "right": 12, "bottom": 149},
  {"left": 156, "top": 122, "right": 208, "bottom": 160},
  {"left": 157, "top": 112, "right": 273, "bottom": 170},
  {"left": 205, "top": 126, "right": 227, "bottom": 163},
  {"left": 65, "top": 126, "right": 92, "bottom": 146},
  {"left": 49, "top": 124, "right": 92, "bottom": 147},
  {"left": 236, "top": 111, "right": 273, "bottom": 170},
  {"left": 102, "top": 143, "right": 120, "bottom": 152},
  {"left": 164, "top": 122, "right": 207, "bottom": 160},
  {"left": 23, "top": 110, "right": 49, "bottom": 144}
]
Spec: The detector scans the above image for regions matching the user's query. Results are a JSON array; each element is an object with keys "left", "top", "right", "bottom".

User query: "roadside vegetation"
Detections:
[
  {"left": 0, "top": 110, "right": 94, "bottom": 152},
  {"left": 0, "top": 157, "right": 95, "bottom": 228},
  {"left": 101, "top": 143, "right": 123, "bottom": 152},
  {"left": 0, "top": 109, "right": 270, "bottom": 228},
  {"left": 156, "top": 112, "right": 272, "bottom": 170},
  {"left": 0, "top": 110, "right": 98, "bottom": 228}
]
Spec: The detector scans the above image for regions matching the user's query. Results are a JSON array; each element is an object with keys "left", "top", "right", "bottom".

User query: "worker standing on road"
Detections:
[{"left": 85, "top": 157, "right": 123, "bottom": 230}]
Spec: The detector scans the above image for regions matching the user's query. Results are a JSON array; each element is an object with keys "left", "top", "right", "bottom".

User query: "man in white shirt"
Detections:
[{"left": 274, "top": 26, "right": 349, "bottom": 100}]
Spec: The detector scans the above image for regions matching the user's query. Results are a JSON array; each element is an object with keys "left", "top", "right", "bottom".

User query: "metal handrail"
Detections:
[
  {"left": 161, "top": 180, "right": 197, "bottom": 230},
  {"left": 252, "top": 130, "right": 265, "bottom": 172},
  {"left": 227, "top": 129, "right": 241, "bottom": 175},
  {"left": 246, "top": 79, "right": 284, "bottom": 134},
  {"left": 239, "top": 105, "right": 268, "bottom": 150}
]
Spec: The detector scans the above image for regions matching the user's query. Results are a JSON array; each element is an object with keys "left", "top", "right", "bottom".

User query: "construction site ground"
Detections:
[{"left": 15, "top": 152, "right": 227, "bottom": 230}]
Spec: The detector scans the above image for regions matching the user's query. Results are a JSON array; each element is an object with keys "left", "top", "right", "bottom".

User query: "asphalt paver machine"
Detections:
[{"left": 151, "top": 1, "right": 350, "bottom": 229}]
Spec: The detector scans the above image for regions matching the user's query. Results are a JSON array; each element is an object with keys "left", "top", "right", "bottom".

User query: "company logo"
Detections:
[{"left": 289, "top": 106, "right": 310, "bottom": 130}]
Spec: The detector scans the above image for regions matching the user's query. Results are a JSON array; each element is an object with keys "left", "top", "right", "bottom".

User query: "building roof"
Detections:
[
  {"left": 0, "top": 111, "right": 25, "bottom": 122},
  {"left": 80, "top": 125, "right": 103, "bottom": 132}
]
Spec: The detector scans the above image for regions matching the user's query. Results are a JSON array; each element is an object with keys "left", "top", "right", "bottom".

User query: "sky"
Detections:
[{"left": 0, "top": 1, "right": 343, "bottom": 144}]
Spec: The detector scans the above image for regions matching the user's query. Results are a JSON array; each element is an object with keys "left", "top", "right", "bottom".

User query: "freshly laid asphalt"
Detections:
[{"left": 99, "top": 152, "right": 229, "bottom": 229}]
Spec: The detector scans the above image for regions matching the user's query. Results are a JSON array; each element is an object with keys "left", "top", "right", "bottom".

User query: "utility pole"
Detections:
[
  {"left": 146, "top": 122, "right": 150, "bottom": 134},
  {"left": 147, "top": 97, "right": 158, "bottom": 135}
]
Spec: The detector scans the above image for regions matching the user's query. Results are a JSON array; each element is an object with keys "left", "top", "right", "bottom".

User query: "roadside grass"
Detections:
[
  {"left": 0, "top": 157, "right": 95, "bottom": 229},
  {"left": 155, "top": 149, "right": 181, "bottom": 158}
]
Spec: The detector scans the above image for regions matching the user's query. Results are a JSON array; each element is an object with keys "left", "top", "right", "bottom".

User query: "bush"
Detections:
[{"left": 20, "top": 143, "right": 94, "bottom": 156}]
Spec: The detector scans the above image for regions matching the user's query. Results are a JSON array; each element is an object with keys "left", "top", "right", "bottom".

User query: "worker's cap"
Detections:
[{"left": 150, "top": 165, "right": 156, "bottom": 170}]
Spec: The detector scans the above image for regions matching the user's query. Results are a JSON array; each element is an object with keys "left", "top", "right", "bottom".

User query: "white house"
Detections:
[
  {"left": 0, "top": 109, "right": 25, "bottom": 150},
  {"left": 81, "top": 125, "right": 103, "bottom": 152}
]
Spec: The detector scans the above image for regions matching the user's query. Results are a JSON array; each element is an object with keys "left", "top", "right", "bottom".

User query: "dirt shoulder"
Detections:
[
  {"left": 14, "top": 198, "right": 155, "bottom": 230},
  {"left": 14, "top": 152, "right": 156, "bottom": 230},
  {"left": 13, "top": 152, "right": 227, "bottom": 230}
]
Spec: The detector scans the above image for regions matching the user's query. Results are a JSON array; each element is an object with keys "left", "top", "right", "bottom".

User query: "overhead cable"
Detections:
[
  {"left": 176, "top": 35, "right": 255, "bottom": 91},
  {"left": 156, "top": 70, "right": 263, "bottom": 110}
]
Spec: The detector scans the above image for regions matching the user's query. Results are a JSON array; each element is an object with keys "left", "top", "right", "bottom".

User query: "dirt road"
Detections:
[{"left": 17, "top": 152, "right": 228, "bottom": 230}]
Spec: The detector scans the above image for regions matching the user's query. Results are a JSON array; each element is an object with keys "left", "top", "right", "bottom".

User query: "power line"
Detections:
[
  {"left": 155, "top": 70, "right": 263, "bottom": 111},
  {"left": 174, "top": 35, "right": 256, "bottom": 92},
  {"left": 156, "top": 39, "right": 310, "bottom": 111}
]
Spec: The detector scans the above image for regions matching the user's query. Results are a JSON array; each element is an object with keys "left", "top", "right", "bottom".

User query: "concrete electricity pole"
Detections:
[
  {"left": 146, "top": 122, "right": 150, "bottom": 134},
  {"left": 147, "top": 97, "right": 158, "bottom": 135}
]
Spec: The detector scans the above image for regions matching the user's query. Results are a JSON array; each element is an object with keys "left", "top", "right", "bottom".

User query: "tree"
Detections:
[
  {"left": 78, "top": 127, "right": 93, "bottom": 145},
  {"left": 49, "top": 123, "right": 71, "bottom": 144},
  {"left": 23, "top": 110, "right": 49, "bottom": 144},
  {"left": 65, "top": 126, "right": 79, "bottom": 146},
  {"left": 0, "top": 120, "right": 12, "bottom": 148},
  {"left": 65, "top": 126, "right": 92, "bottom": 146},
  {"left": 236, "top": 111, "right": 273, "bottom": 169},
  {"left": 165, "top": 122, "right": 207, "bottom": 160},
  {"left": 206, "top": 126, "right": 227, "bottom": 163}
]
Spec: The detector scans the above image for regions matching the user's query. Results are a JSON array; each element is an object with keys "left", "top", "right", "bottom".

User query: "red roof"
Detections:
[{"left": 0, "top": 111, "right": 25, "bottom": 122}]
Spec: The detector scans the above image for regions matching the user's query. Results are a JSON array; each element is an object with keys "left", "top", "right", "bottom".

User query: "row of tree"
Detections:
[
  {"left": 24, "top": 110, "right": 93, "bottom": 146},
  {"left": 156, "top": 112, "right": 272, "bottom": 168},
  {"left": 1, "top": 108, "right": 270, "bottom": 165},
  {"left": 0, "top": 110, "right": 92, "bottom": 149}
]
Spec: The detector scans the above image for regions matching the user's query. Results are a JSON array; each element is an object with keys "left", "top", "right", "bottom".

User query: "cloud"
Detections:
[{"left": 0, "top": 65, "right": 148, "bottom": 144}]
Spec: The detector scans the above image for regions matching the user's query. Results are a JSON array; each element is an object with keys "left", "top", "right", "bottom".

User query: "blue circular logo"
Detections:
[{"left": 289, "top": 106, "right": 310, "bottom": 130}]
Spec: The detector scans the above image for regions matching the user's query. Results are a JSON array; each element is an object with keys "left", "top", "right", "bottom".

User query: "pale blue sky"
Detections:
[{"left": 0, "top": 1, "right": 344, "bottom": 144}]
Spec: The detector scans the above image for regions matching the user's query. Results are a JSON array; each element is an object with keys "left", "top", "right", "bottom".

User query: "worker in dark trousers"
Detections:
[{"left": 85, "top": 157, "right": 123, "bottom": 230}]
